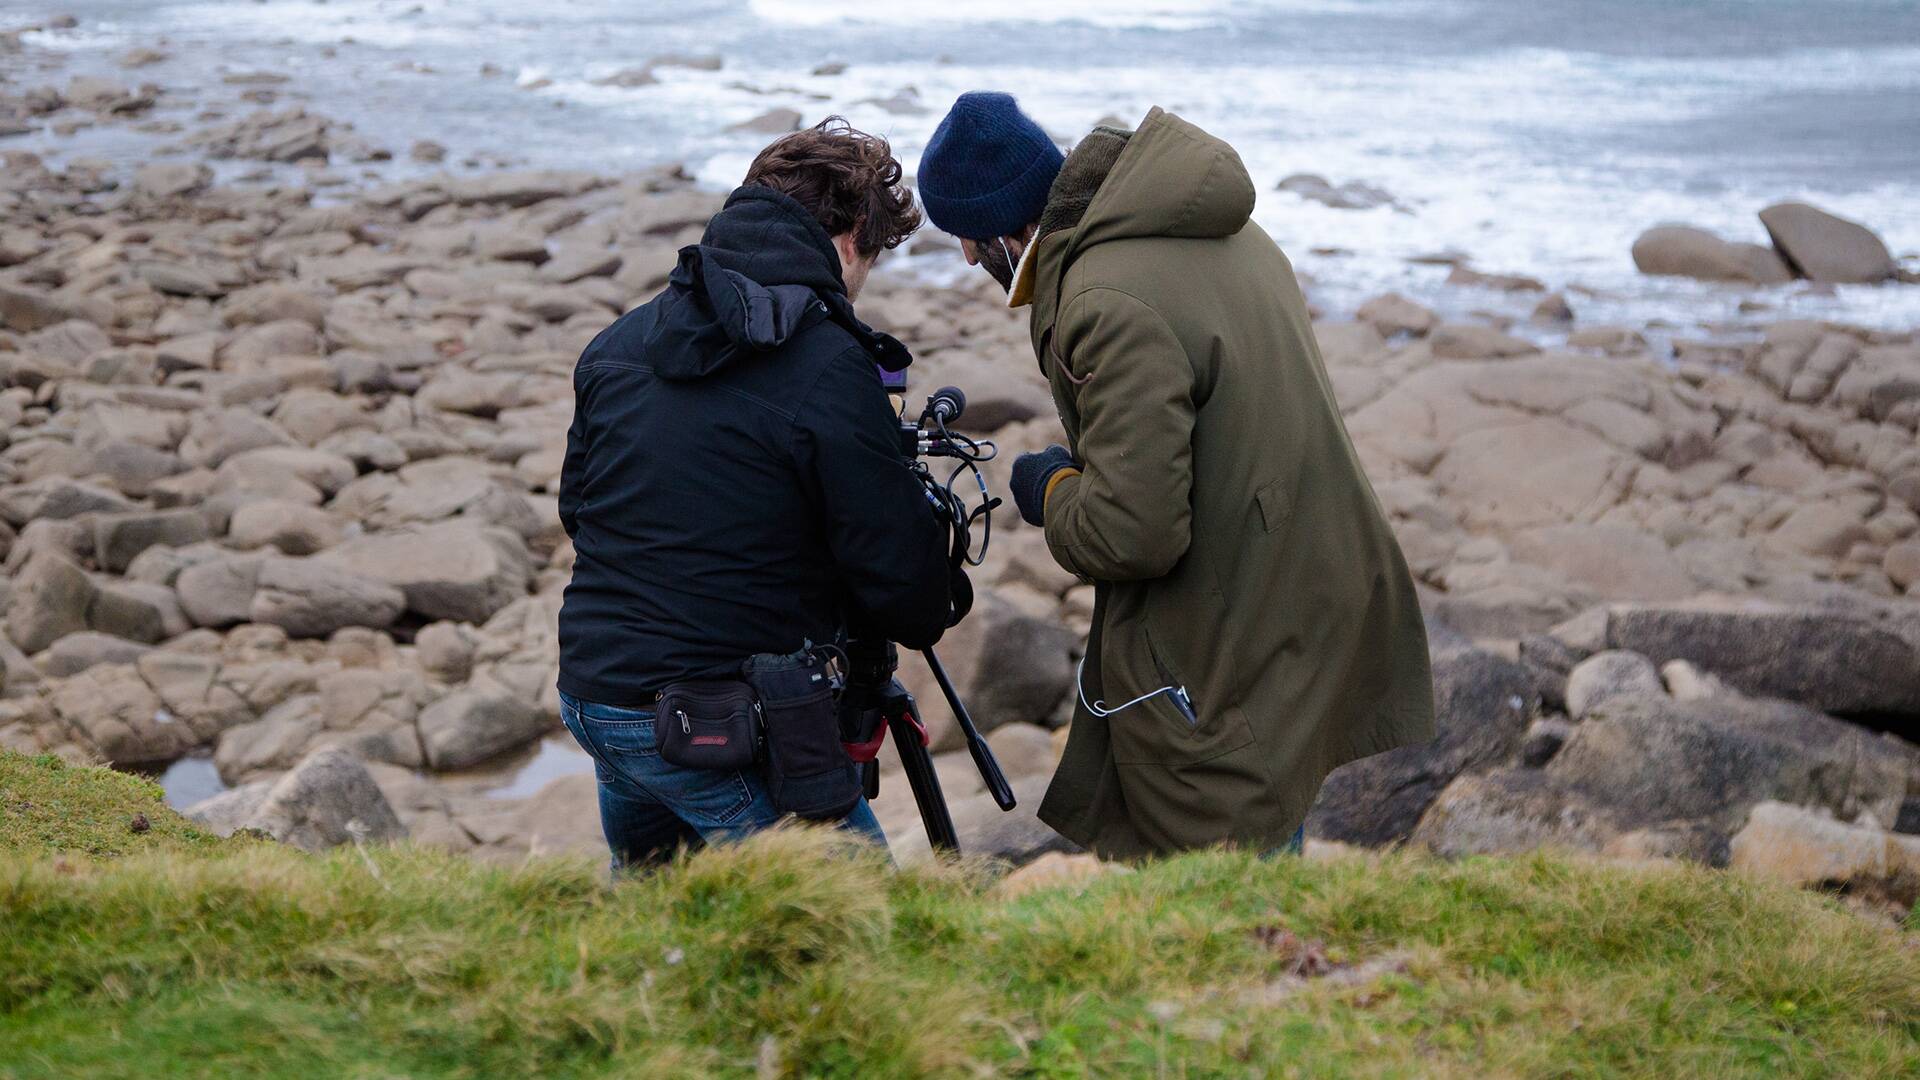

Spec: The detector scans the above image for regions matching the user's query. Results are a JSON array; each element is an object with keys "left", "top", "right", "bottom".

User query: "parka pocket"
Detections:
[{"left": 1100, "top": 609, "right": 1254, "bottom": 766}]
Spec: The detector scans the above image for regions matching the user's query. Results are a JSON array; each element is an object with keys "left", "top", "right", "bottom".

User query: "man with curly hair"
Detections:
[{"left": 557, "top": 119, "right": 959, "bottom": 867}]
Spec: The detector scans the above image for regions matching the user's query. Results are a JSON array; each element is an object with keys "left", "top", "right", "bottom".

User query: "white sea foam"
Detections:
[{"left": 26, "top": 0, "right": 1920, "bottom": 330}]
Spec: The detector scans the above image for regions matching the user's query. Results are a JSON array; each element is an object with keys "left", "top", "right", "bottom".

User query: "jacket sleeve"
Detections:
[
  {"left": 792, "top": 348, "right": 954, "bottom": 650},
  {"left": 1044, "top": 287, "right": 1196, "bottom": 582},
  {"left": 557, "top": 368, "right": 590, "bottom": 540}
]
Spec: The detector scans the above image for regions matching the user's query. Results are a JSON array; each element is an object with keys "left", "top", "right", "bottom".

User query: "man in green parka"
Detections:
[{"left": 918, "top": 93, "right": 1434, "bottom": 858}]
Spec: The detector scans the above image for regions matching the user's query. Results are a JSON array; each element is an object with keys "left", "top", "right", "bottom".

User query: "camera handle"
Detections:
[{"left": 920, "top": 648, "right": 1017, "bottom": 811}]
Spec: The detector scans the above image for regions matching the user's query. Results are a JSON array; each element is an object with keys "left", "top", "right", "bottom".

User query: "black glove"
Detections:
[{"left": 1010, "top": 445, "right": 1078, "bottom": 527}]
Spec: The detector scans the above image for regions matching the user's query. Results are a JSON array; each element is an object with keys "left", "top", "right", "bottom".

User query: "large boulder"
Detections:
[
  {"left": 1630, "top": 225, "right": 1793, "bottom": 285},
  {"left": 6, "top": 551, "right": 94, "bottom": 654},
  {"left": 199, "top": 747, "right": 406, "bottom": 851},
  {"left": 1601, "top": 600, "right": 1920, "bottom": 717},
  {"left": 1728, "top": 801, "right": 1920, "bottom": 904},
  {"left": 1758, "top": 202, "right": 1897, "bottom": 284},
  {"left": 249, "top": 557, "right": 407, "bottom": 638},
  {"left": 174, "top": 554, "right": 265, "bottom": 628},
  {"left": 1417, "top": 677, "right": 1920, "bottom": 865},
  {"left": 92, "top": 509, "right": 213, "bottom": 574},
  {"left": 319, "top": 521, "right": 533, "bottom": 623},
  {"left": 1548, "top": 693, "right": 1917, "bottom": 836},
  {"left": 1307, "top": 647, "right": 1536, "bottom": 846},
  {"left": 417, "top": 686, "right": 547, "bottom": 770}
]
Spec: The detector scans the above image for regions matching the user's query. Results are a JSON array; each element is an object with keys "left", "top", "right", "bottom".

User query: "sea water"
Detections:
[{"left": 15, "top": 0, "right": 1920, "bottom": 332}]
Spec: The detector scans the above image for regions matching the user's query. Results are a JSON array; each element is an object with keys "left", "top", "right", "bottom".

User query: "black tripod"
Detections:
[{"left": 847, "top": 642, "right": 1015, "bottom": 853}]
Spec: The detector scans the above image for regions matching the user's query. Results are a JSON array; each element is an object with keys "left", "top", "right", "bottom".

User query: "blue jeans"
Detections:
[{"left": 557, "top": 691, "right": 886, "bottom": 870}]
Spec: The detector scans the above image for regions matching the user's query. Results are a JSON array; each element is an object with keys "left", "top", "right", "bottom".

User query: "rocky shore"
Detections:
[{"left": 3, "top": 21, "right": 1918, "bottom": 908}]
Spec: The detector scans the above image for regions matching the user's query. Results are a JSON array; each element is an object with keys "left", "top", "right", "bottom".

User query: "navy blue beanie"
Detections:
[{"left": 918, "top": 92, "right": 1064, "bottom": 241}]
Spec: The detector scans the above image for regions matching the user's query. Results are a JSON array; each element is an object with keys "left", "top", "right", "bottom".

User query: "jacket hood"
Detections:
[
  {"left": 1019, "top": 108, "right": 1255, "bottom": 322},
  {"left": 647, "top": 186, "right": 911, "bottom": 380},
  {"left": 1069, "top": 107, "right": 1254, "bottom": 254}
]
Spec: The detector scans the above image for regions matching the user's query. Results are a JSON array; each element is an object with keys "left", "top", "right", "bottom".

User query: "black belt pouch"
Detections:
[
  {"left": 741, "top": 647, "right": 860, "bottom": 820},
  {"left": 655, "top": 680, "right": 761, "bottom": 771}
]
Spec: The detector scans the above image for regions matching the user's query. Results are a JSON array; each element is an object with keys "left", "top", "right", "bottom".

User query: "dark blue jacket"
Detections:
[{"left": 557, "top": 186, "right": 953, "bottom": 706}]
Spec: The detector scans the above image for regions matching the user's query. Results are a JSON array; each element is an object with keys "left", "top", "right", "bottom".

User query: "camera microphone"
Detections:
[{"left": 929, "top": 386, "right": 966, "bottom": 424}]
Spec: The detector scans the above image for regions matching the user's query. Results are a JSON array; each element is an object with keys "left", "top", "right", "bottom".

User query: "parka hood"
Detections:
[
  {"left": 647, "top": 185, "right": 910, "bottom": 380},
  {"left": 1018, "top": 108, "right": 1255, "bottom": 322},
  {"left": 1070, "top": 107, "right": 1255, "bottom": 252}
]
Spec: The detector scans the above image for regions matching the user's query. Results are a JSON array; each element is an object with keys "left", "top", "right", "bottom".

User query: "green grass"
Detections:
[
  {"left": 0, "top": 752, "right": 227, "bottom": 858},
  {"left": 2, "top": 751, "right": 1916, "bottom": 1078}
]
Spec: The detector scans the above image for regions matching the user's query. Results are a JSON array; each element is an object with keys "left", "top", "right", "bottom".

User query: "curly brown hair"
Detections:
[{"left": 743, "top": 116, "right": 922, "bottom": 257}]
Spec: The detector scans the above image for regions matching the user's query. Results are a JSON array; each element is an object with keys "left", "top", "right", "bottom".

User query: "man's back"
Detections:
[{"left": 558, "top": 186, "right": 951, "bottom": 708}]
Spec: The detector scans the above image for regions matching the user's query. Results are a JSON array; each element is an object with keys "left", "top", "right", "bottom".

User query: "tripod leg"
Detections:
[
  {"left": 921, "top": 648, "right": 1017, "bottom": 811},
  {"left": 888, "top": 705, "right": 958, "bottom": 853}
]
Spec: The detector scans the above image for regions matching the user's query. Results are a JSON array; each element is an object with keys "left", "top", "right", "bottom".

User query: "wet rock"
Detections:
[
  {"left": 409, "top": 139, "right": 447, "bottom": 163},
  {"left": 1758, "top": 202, "right": 1896, "bottom": 284},
  {"left": 1631, "top": 225, "right": 1793, "bottom": 285},
  {"left": 1308, "top": 647, "right": 1535, "bottom": 846}
]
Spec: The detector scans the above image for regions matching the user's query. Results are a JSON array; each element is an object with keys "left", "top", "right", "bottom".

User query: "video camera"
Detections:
[{"left": 837, "top": 384, "right": 1015, "bottom": 853}]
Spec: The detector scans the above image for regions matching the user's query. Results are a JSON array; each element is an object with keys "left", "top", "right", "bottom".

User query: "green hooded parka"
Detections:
[{"left": 1016, "top": 107, "right": 1435, "bottom": 857}]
